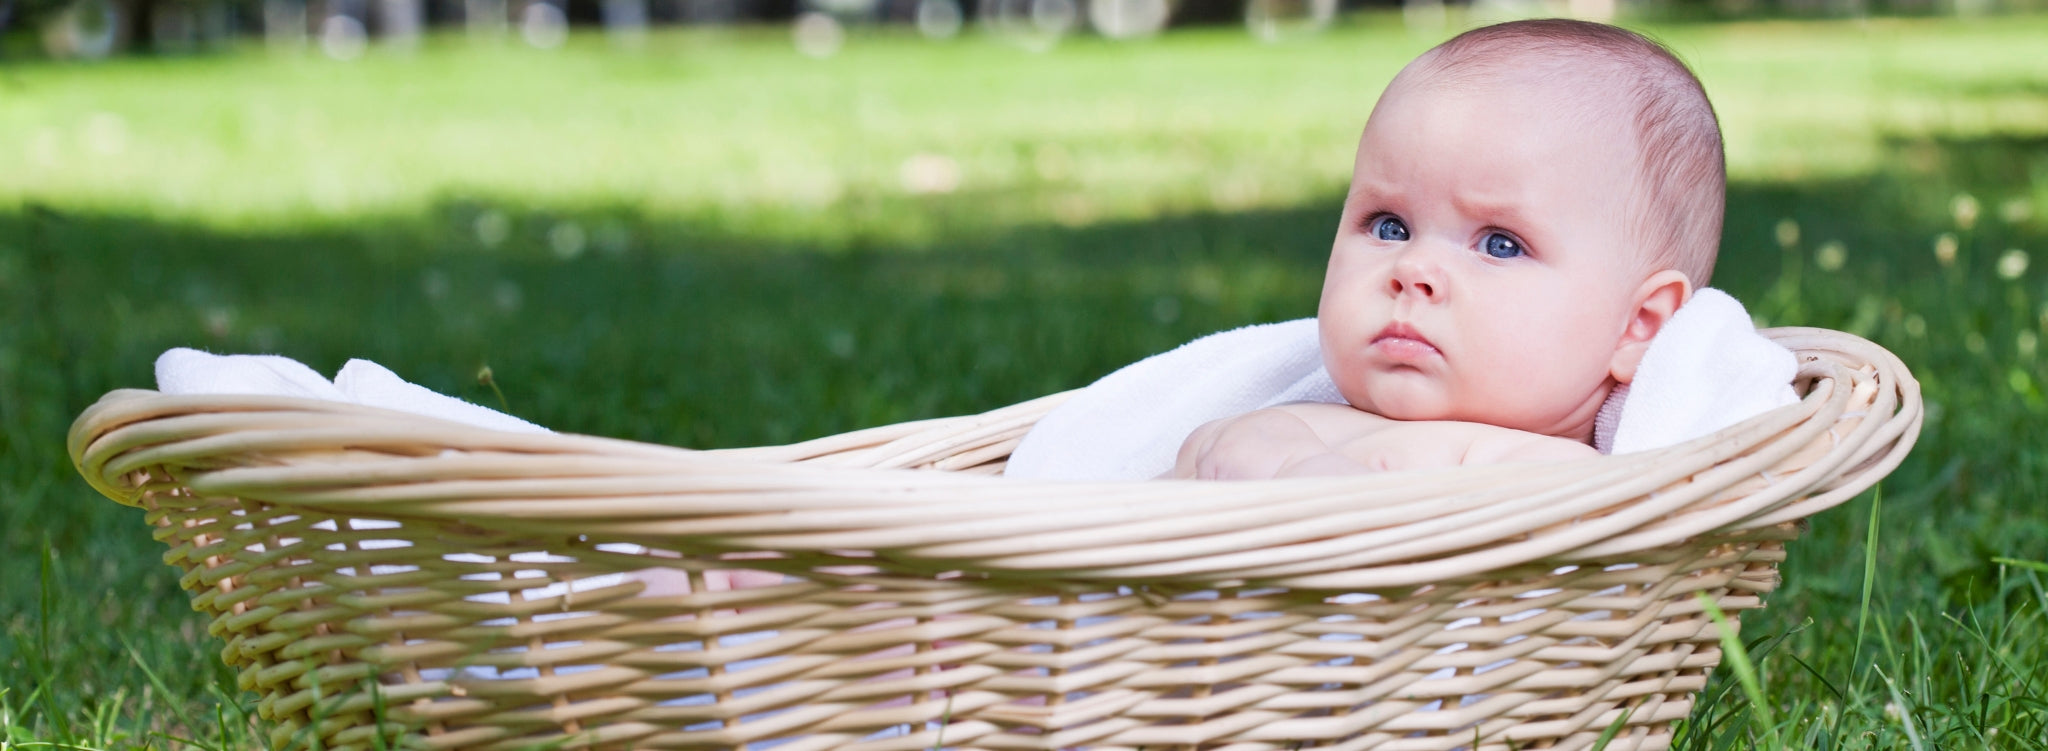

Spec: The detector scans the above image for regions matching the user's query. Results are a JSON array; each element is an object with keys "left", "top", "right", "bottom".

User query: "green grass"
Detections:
[{"left": 3, "top": 12, "right": 2047, "bottom": 749}]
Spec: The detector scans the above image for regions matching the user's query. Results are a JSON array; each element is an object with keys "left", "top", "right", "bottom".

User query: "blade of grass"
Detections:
[
  {"left": 1590, "top": 705, "right": 1635, "bottom": 750},
  {"left": 1697, "top": 591, "right": 1779, "bottom": 748},
  {"left": 1852, "top": 487, "right": 1882, "bottom": 680},
  {"left": 1875, "top": 666, "right": 1928, "bottom": 751},
  {"left": 118, "top": 635, "right": 209, "bottom": 751},
  {"left": 1992, "top": 557, "right": 2048, "bottom": 574}
]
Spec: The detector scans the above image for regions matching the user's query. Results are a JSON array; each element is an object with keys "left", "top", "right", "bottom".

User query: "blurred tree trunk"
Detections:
[
  {"left": 1170, "top": 0, "right": 1240, "bottom": 24},
  {"left": 124, "top": 0, "right": 157, "bottom": 50}
]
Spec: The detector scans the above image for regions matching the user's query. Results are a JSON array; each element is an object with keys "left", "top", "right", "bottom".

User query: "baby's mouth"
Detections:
[{"left": 1371, "top": 322, "right": 1440, "bottom": 362}]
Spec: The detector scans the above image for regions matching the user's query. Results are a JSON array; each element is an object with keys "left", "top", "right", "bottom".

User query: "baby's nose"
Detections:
[
  {"left": 1388, "top": 254, "right": 1445, "bottom": 301},
  {"left": 1389, "top": 276, "right": 1436, "bottom": 299}
]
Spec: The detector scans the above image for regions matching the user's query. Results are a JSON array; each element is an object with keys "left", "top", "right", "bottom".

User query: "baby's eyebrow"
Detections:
[
  {"left": 1344, "top": 179, "right": 1401, "bottom": 206},
  {"left": 1449, "top": 194, "right": 1537, "bottom": 230}
]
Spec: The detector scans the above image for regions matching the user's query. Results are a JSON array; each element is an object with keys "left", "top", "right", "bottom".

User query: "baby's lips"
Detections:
[{"left": 1373, "top": 335, "right": 1441, "bottom": 363}]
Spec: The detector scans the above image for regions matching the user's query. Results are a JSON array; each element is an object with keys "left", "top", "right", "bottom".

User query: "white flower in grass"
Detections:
[
  {"left": 1934, "top": 233, "right": 1958, "bottom": 267},
  {"left": 204, "top": 307, "right": 235, "bottom": 337},
  {"left": 1997, "top": 248, "right": 2029, "bottom": 280},
  {"left": 1883, "top": 701, "right": 1901, "bottom": 722},
  {"left": 1815, "top": 241, "right": 1847, "bottom": 272},
  {"left": 1774, "top": 218, "right": 1799, "bottom": 249},
  {"left": 1953, "top": 193, "right": 1980, "bottom": 231},
  {"left": 549, "top": 221, "right": 586, "bottom": 259},
  {"left": 2000, "top": 197, "right": 2032, "bottom": 225},
  {"left": 475, "top": 210, "right": 511, "bottom": 249}
]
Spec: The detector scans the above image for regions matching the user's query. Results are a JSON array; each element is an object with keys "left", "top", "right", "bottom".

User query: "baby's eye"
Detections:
[
  {"left": 1481, "top": 232, "right": 1524, "bottom": 259},
  {"left": 1370, "top": 215, "right": 1410, "bottom": 242}
]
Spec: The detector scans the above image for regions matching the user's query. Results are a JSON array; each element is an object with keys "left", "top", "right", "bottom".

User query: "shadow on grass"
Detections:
[{"left": 0, "top": 132, "right": 2044, "bottom": 740}]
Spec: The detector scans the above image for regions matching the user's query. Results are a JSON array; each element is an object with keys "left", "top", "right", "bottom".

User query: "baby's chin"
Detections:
[{"left": 1339, "top": 382, "right": 1457, "bottom": 422}]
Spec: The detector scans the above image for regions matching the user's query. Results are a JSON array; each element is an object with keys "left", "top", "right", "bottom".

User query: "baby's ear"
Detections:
[{"left": 1609, "top": 270, "right": 1692, "bottom": 384}]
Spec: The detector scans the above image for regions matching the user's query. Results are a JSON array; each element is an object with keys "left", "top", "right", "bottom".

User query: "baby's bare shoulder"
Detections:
[{"left": 1264, "top": 402, "right": 1400, "bottom": 444}]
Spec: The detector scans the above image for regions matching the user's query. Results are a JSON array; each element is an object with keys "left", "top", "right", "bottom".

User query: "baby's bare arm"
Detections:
[
  {"left": 1169, "top": 408, "right": 1338, "bottom": 480},
  {"left": 1174, "top": 403, "right": 1596, "bottom": 480},
  {"left": 1330, "top": 419, "right": 1599, "bottom": 471}
]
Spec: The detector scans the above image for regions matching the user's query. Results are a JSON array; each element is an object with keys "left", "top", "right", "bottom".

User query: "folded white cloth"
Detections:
[
  {"left": 1006, "top": 319, "right": 1339, "bottom": 481},
  {"left": 157, "top": 348, "right": 627, "bottom": 610},
  {"left": 155, "top": 348, "right": 549, "bottom": 434},
  {"left": 1005, "top": 288, "right": 1797, "bottom": 481},
  {"left": 1604, "top": 288, "right": 1801, "bottom": 454}
]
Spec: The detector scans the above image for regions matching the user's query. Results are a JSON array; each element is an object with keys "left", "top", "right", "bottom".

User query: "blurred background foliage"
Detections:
[{"left": 1, "top": 7, "right": 2046, "bottom": 749}]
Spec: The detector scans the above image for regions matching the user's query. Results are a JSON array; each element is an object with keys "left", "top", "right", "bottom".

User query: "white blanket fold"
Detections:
[
  {"left": 1005, "top": 288, "right": 1798, "bottom": 481},
  {"left": 155, "top": 348, "right": 549, "bottom": 434}
]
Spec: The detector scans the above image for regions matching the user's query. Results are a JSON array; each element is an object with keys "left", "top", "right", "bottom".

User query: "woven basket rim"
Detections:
[{"left": 69, "top": 326, "right": 1920, "bottom": 590}]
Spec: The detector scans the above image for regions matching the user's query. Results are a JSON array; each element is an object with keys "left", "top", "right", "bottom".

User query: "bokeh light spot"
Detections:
[
  {"left": 521, "top": 1, "right": 569, "bottom": 48},
  {"left": 1815, "top": 241, "right": 1846, "bottom": 272},
  {"left": 549, "top": 221, "right": 588, "bottom": 259},
  {"left": 493, "top": 280, "right": 524, "bottom": 312},
  {"left": 475, "top": 210, "right": 512, "bottom": 248},
  {"left": 900, "top": 153, "right": 961, "bottom": 195},
  {"left": 1933, "top": 233, "right": 1958, "bottom": 267},
  {"left": 1774, "top": 218, "right": 1799, "bottom": 249},
  {"left": 1089, "top": 0, "right": 1169, "bottom": 39},
  {"left": 2000, "top": 197, "right": 2033, "bottom": 226},
  {"left": 825, "top": 330, "right": 856, "bottom": 359},
  {"left": 1997, "top": 248, "right": 2028, "bottom": 280},
  {"left": 319, "top": 14, "right": 368, "bottom": 60},
  {"left": 1952, "top": 193, "right": 1980, "bottom": 231},
  {"left": 915, "top": 0, "right": 963, "bottom": 39},
  {"left": 793, "top": 12, "right": 844, "bottom": 59},
  {"left": 1245, "top": 0, "right": 1334, "bottom": 42}
]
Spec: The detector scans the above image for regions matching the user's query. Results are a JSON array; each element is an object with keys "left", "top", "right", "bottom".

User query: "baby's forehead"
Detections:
[
  {"left": 1380, "top": 58, "right": 1641, "bottom": 149},
  {"left": 1401, "top": 44, "right": 1639, "bottom": 109}
]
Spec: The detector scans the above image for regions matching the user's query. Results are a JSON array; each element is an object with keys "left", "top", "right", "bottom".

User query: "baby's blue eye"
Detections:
[
  {"left": 1482, "top": 232, "right": 1524, "bottom": 259},
  {"left": 1372, "top": 216, "right": 1410, "bottom": 242}
]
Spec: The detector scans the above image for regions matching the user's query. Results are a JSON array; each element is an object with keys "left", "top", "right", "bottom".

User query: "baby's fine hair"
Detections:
[{"left": 1408, "top": 19, "right": 1725, "bottom": 286}]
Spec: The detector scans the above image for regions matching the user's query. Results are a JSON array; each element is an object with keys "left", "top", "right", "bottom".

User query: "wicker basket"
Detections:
[{"left": 68, "top": 327, "right": 1919, "bottom": 751}]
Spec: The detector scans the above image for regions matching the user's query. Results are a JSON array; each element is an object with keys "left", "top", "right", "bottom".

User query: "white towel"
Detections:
[
  {"left": 156, "top": 348, "right": 622, "bottom": 611},
  {"left": 1004, "top": 288, "right": 1797, "bottom": 481},
  {"left": 155, "top": 348, "right": 549, "bottom": 434},
  {"left": 1006, "top": 319, "right": 1340, "bottom": 481},
  {"left": 1606, "top": 288, "right": 1800, "bottom": 454}
]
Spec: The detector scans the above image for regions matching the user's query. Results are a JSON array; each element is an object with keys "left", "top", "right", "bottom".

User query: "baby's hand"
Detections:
[{"left": 1169, "top": 409, "right": 1335, "bottom": 480}]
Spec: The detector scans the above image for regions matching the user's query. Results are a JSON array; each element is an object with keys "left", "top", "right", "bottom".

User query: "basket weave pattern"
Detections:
[{"left": 69, "top": 329, "right": 1919, "bottom": 751}]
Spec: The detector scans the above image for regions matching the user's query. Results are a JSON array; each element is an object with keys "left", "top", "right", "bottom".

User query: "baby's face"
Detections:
[{"left": 1319, "top": 73, "right": 1645, "bottom": 439}]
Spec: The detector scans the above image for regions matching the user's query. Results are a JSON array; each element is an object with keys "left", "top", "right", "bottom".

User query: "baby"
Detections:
[{"left": 1173, "top": 19, "right": 1724, "bottom": 480}]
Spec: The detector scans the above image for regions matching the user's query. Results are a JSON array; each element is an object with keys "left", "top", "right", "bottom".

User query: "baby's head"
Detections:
[{"left": 1319, "top": 19, "right": 1724, "bottom": 443}]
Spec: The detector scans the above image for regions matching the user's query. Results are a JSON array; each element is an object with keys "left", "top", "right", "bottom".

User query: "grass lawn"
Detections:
[{"left": 3, "top": 11, "right": 2047, "bottom": 748}]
